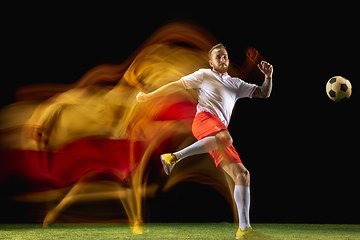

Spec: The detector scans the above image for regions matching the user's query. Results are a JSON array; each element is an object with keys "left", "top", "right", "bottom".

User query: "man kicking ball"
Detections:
[{"left": 136, "top": 43, "right": 273, "bottom": 239}]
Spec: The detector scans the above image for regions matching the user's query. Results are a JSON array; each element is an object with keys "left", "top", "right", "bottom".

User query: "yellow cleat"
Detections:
[
  {"left": 162, "top": 153, "right": 177, "bottom": 165},
  {"left": 160, "top": 153, "right": 177, "bottom": 175},
  {"left": 236, "top": 227, "right": 253, "bottom": 239},
  {"left": 236, "top": 227, "right": 271, "bottom": 239}
]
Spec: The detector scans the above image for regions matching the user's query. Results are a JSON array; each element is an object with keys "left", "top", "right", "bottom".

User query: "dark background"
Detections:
[{"left": 2, "top": 3, "right": 359, "bottom": 224}]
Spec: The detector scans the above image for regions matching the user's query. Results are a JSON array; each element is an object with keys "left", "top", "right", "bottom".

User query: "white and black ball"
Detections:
[{"left": 326, "top": 76, "right": 352, "bottom": 102}]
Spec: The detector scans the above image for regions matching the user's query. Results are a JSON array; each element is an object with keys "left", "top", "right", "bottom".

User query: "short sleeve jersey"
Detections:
[{"left": 180, "top": 68, "right": 257, "bottom": 127}]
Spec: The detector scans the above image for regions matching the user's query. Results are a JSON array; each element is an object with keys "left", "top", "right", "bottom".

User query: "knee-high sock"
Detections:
[
  {"left": 234, "top": 185, "right": 251, "bottom": 231},
  {"left": 173, "top": 136, "right": 218, "bottom": 161}
]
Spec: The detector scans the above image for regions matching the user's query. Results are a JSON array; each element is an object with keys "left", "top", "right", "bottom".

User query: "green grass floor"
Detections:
[{"left": 0, "top": 223, "right": 359, "bottom": 239}]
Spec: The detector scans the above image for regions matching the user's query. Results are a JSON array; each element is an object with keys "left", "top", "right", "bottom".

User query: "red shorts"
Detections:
[{"left": 192, "top": 111, "right": 242, "bottom": 169}]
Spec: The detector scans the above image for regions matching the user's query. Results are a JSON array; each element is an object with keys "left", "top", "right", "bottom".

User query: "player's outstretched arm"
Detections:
[
  {"left": 136, "top": 80, "right": 184, "bottom": 102},
  {"left": 252, "top": 60, "right": 273, "bottom": 98}
]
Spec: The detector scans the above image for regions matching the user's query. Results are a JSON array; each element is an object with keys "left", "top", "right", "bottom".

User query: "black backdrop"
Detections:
[{"left": 2, "top": 2, "right": 359, "bottom": 223}]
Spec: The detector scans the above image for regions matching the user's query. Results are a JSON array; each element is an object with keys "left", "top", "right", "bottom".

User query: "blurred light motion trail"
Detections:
[{"left": 0, "top": 22, "right": 265, "bottom": 233}]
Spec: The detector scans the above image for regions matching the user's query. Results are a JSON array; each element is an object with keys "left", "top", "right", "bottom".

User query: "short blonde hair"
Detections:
[{"left": 208, "top": 43, "right": 226, "bottom": 58}]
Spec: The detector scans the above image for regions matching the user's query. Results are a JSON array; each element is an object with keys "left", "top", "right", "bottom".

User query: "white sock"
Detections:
[
  {"left": 173, "top": 136, "right": 218, "bottom": 161},
  {"left": 234, "top": 185, "right": 251, "bottom": 231}
]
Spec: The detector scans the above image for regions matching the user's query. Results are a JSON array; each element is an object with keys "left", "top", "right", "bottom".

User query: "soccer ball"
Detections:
[{"left": 326, "top": 76, "right": 352, "bottom": 102}]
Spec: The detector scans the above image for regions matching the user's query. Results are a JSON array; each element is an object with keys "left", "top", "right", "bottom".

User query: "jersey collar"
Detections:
[{"left": 211, "top": 69, "right": 229, "bottom": 77}]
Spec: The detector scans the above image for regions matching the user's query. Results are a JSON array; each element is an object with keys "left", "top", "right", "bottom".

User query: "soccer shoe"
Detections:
[
  {"left": 160, "top": 153, "right": 177, "bottom": 175},
  {"left": 236, "top": 227, "right": 271, "bottom": 239},
  {"left": 236, "top": 227, "right": 253, "bottom": 239}
]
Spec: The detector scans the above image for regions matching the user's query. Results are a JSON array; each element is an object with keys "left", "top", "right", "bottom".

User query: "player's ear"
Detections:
[{"left": 209, "top": 59, "right": 213, "bottom": 68}]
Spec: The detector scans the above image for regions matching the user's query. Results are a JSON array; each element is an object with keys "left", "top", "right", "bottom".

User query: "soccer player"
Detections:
[{"left": 136, "top": 43, "right": 273, "bottom": 239}]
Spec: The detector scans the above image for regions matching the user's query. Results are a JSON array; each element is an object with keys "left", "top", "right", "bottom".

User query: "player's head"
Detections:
[{"left": 208, "top": 43, "right": 229, "bottom": 74}]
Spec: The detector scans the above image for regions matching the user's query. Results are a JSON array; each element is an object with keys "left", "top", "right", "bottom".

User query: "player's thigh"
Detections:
[{"left": 219, "top": 161, "right": 250, "bottom": 185}]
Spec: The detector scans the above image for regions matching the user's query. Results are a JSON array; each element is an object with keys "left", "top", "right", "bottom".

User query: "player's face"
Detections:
[{"left": 209, "top": 48, "right": 229, "bottom": 74}]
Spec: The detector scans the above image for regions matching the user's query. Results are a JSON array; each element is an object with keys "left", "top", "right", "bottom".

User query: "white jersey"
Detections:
[{"left": 180, "top": 68, "right": 257, "bottom": 127}]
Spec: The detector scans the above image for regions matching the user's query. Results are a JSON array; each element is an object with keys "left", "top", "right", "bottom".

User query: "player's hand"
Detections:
[
  {"left": 257, "top": 60, "right": 273, "bottom": 78},
  {"left": 136, "top": 91, "right": 150, "bottom": 102}
]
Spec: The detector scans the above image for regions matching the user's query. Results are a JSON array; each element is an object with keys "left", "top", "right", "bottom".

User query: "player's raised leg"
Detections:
[
  {"left": 160, "top": 129, "right": 233, "bottom": 175},
  {"left": 160, "top": 135, "right": 218, "bottom": 174}
]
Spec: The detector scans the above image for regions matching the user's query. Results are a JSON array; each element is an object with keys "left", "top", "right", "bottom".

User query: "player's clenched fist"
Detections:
[{"left": 257, "top": 60, "right": 273, "bottom": 78}]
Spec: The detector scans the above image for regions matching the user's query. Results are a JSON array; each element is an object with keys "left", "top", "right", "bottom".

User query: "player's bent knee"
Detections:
[{"left": 215, "top": 130, "right": 233, "bottom": 149}]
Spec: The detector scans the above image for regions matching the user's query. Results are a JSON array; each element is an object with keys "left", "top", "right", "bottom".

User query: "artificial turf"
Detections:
[{"left": 0, "top": 223, "right": 359, "bottom": 239}]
